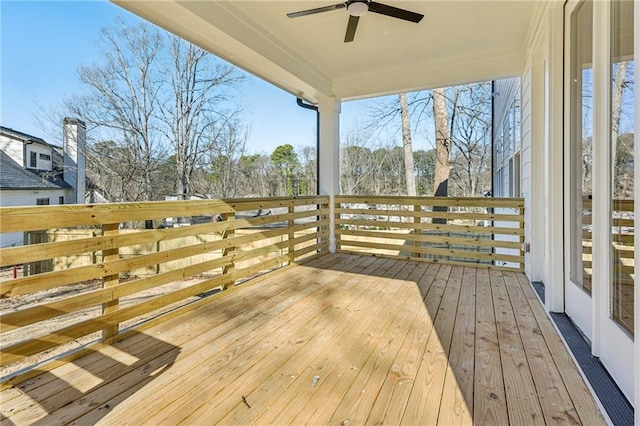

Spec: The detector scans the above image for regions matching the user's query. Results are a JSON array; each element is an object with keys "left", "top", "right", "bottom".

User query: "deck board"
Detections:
[{"left": 0, "top": 254, "right": 606, "bottom": 425}]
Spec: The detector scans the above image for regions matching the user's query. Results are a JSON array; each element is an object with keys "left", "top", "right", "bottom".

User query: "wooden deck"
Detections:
[{"left": 0, "top": 254, "right": 605, "bottom": 425}]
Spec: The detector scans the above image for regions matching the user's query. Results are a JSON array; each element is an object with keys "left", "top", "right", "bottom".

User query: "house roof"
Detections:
[
  {"left": 113, "top": 1, "right": 544, "bottom": 102},
  {"left": 0, "top": 151, "right": 70, "bottom": 190},
  {"left": 0, "top": 126, "right": 61, "bottom": 149}
]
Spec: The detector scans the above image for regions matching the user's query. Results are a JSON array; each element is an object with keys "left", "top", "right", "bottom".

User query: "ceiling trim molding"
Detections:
[{"left": 334, "top": 46, "right": 526, "bottom": 100}]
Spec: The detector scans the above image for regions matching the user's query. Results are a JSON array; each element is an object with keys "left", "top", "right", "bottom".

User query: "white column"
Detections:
[
  {"left": 634, "top": 0, "right": 639, "bottom": 415},
  {"left": 529, "top": 30, "right": 547, "bottom": 283},
  {"left": 317, "top": 95, "right": 341, "bottom": 253},
  {"left": 544, "top": 4, "right": 565, "bottom": 313}
]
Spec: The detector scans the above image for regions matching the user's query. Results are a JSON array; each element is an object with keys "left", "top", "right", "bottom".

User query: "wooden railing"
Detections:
[
  {"left": 335, "top": 195, "right": 525, "bottom": 271},
  {"left": 0, "top": 194, "right": 526, "bottom": 386},
  {"left": 0, "top": 196, "right": 329, "bottom": 385}
]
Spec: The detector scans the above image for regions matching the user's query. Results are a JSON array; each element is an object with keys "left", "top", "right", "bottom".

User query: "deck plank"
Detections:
[
  {"left": 473, "top": 267, "right": 509, "bottom": 425},
  {"left": 162, "top": 262, "right": 404, "bottom": 424},
  {"left": 515, "top": 274, "right": 606, "bottom": 425},
  {"left": 503, "top": 271, "right": 581, "bottom": 425},
  {"left": 323, "top": 269, "right": 428, "bottom": 425},
  {"left": 9, "top": 253, "right": 342, "bottom": 404},
  {"left": 16, "top": 255, "right": 356, "bottom": 425},
  {"left": 437, "top": 266, "right": 477, "bottom": 425},
  {"left": 93, "top": 255, "right": 376, "bottom": 425},
  {"left": 270, "top": 260, "right": 426, "bottom": 426},
  {"left": 490, "top": 269, "right": 545, "bottom": 426},
  {"left": 363, "top": 263, "right": 441, "bottom": 425},
  {"left": 400, "top": 264, "right": 462, "bottom": 425},
  {"left": 0, "top": 254, "right": 607, "bottom": 426},
  {"left": 201, "top": 257, "right": 408, "bottom": 425}
]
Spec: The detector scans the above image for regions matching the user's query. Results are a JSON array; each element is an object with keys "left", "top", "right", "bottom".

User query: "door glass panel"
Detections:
[
  {"left": 570, "top": 0, "right": 593, "bottom": 293},
  {"left": 610, "top": 0, "right": 634, "bottom": 334}
]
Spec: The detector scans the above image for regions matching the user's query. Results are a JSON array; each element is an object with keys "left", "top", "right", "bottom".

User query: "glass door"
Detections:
[
  {"left": 564, "top": 0, "right": 594, "bottom": 339},
  {"left": 599, "top": 0, "right": 635, "bottom": 402},
  {"left": 565, "top": 0, "right": 635, "bottom": 402}
]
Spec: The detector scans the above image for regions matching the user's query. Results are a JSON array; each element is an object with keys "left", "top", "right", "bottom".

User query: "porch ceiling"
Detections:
[{"left": 113, "top": 1, "right": 541, "bottom": 102}]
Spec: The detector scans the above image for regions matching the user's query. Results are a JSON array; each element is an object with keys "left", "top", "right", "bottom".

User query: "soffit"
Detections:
[{"left": 114, "top": 1, "right": 541, "bottom": 102}]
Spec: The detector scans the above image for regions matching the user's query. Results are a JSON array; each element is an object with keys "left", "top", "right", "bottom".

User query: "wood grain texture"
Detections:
[
  {"left": 490, "top": 269, "right": 545, "bottom": 425},
  {"left": 0, "top": 255, "right": 605, "bottom": 426}
]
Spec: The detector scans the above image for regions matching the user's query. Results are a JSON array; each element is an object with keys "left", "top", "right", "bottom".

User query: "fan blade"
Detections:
[
  {"left": 368, "top": 2, "right": 423, "bottom": 23},
  {"left": 287, "top": 3, "right": 346, "bottom": 18},
  {"left": 344, "top": 15, "right": 359, "bottom": 42}
]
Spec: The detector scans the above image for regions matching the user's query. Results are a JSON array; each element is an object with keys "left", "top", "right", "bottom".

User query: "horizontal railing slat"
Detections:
[
  {"left": 1, "top": 196, "right": 329, "bottom": 377},
  {"left": 337, "top": 228, "right": 522, "bottom": 250},
  {"left": 0, "top": 196, "right": 327, "bottom": 233},
  {"left": 338, "top": 239, "right": 523, "bottom": 264},
  {"left": 335, "top": 195, "right": 525, "bottom": 271},
  {"left": 335, "top": 195, "right": 524, "bottom": 208}
]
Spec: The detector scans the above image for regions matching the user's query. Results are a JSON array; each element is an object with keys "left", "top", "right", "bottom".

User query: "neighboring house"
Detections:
[
  {"left": 0, "top": 118, "right": 86, "bottom": 247},
  {"left": 491, "top": 78, "right": 522, "bottom": 269},
  {"left": 493, "top": 78, "right": 522, "bottom": 200}
]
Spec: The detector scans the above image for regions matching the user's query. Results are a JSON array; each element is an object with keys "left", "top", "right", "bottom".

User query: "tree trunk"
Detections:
[
  {"left": 399, "top": 93, "right": 417, "bottom": 196},
  {"left": 610, "top": 61, "right": 628, "bottom": 190},
  {"left": 432, "top": 88, "right": 451, "bottom": 224}
]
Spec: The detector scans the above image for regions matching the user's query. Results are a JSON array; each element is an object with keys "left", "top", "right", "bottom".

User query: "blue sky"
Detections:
[{"left": 0, "top": 0, "right": 385, "bottom": 155}]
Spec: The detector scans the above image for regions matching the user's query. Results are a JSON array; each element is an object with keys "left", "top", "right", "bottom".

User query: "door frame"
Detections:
[{"left": 563, "top": 0, "right": 635, "bottom": 403}]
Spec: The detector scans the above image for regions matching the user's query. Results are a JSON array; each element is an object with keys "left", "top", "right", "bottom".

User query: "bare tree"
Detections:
[
  {"left": 69, "top": 19, "right": 164, "bottom": 201},
  {"left": 161, "top": 36, "right": 245, "bottom": 200},
  {"left": 399, "top": 93, "right": 416, "bottom": 196},
  {"left": 197, "top": 116, "right": 248, "bottom": 198},
  {"left": 448, "top": 84, "right": 492, "bottom": 196},
  {"left": 432, "top": 87, "right": 451, "bottom": 197}
]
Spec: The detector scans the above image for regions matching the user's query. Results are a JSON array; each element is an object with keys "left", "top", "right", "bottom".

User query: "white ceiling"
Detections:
[{"left": 114, "top": 1, "right": 543, "bottom": 103}]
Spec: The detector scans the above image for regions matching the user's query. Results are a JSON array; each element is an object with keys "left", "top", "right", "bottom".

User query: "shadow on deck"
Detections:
[{"left": 0, "top": 254, "right": 605, "bottom": 425}]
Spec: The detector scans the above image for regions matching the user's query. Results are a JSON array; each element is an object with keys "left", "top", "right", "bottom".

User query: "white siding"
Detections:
[
  {"left": 521, "top": 54, "right": 533, "bottom": 278},
  {"left": 0, "top": 189, "right": 69, "bottom": 247},
  {"left": 25, "top": 142, "right": 53, "bottom": 171}
]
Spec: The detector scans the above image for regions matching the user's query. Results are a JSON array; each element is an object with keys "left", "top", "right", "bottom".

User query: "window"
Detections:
[
  {"left": 610, "top": 0, "right": 634, "bottom": 334},
  {"left": 59, "top": 196, "right": 64, "bottom": 205},
  {"left": 569, "top": 0, "right": 593, "bottom": 293},
  {"left": 39, "top": 153, "right": 51, "bottom": 161},
  {"left": 36, "top": 198, "right": 50, "bottom": 205},
  {"left": 508, "top": 158, "right": 514, "bottom": 197},
  {"left": 513, "top": 153, "right": 521, "bottom": 198},
  {"left": 29, "top": 151, "right": 37, "bottom": 168}
]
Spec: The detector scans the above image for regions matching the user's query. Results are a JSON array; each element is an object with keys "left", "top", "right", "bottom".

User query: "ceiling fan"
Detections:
[{"left": 287, "top": 1, "right": 424, "bottom": 43}]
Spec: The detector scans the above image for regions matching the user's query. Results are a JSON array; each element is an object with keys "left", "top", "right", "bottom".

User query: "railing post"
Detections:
[
  {"left": 413, "top": 204, "right": 421, "bottom": 258},
  {"left": 326, "top": 200, "right": 332, "bottom": 252},
  {"left": 334, "top": 199, "right": 340, "bottom": 252},
  {"left": 102, "top": 222, "right": 120, "bottom": 343},
  {"left": 519, "top": 204, "right": 525, "bottom": 271},
  {"left": 221, "top": 212, "right": 236, "bottom": 290},
  {"left": 288, "top": 204, "right": 295, "bottom": 264}
]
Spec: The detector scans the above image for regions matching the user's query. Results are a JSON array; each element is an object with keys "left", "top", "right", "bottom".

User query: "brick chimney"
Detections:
[{"left": 63, "top": 117, "right": 86, "bottom": 204}]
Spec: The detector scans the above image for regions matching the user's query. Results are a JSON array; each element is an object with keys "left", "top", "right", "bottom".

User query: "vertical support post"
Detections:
[
  {"left": 288, "top": 204, "right": 295, "bottom": 264},
  {"left": 317, "top": 95, "right": 341, "bottom": 253},
  {"left": 544, "top": 4, "right": 565, "bottom": 313},
  {"left": 221, "top": 212, "right": 236, "bottom": 290},
  {"left": 413, "top": 204, "right": 421, "bottom": 258},
  {"left": 334, "top": 199, "right": 341, "bottom": 252},
  {"left": 634, "top": 0, "right": 640, "bottom": 412},
  {"left": 529, "top": 32, "right": 547, "bottom": 281},
  {"left": 519, "top": 204, "right": 526, "bottom": 272},
  {"left": 324, "top": 200, "right": 331, "bottom": 252},
  {"left": 102, "top": 222, "right": 120, "bottom": 343}
]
